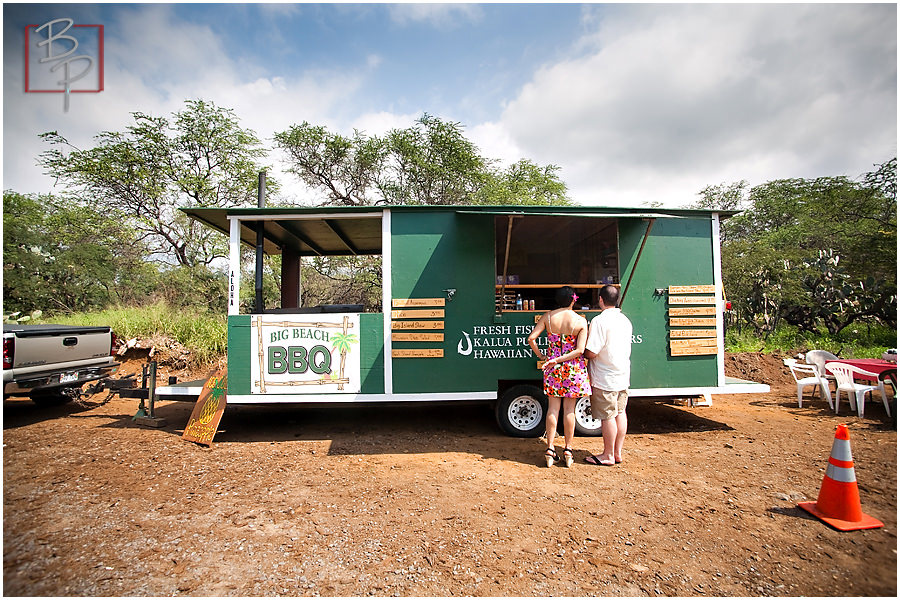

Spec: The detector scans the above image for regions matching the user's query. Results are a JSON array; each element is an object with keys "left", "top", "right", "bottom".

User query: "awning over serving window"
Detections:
[
  {"left": 181, "top": 207, "right": 384, "bottom": 257},
  {"left": 182, "top": 205, "right": 735, "bottom": 257}
]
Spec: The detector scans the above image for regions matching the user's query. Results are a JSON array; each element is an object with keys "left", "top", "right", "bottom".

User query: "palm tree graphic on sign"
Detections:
[{"left": 330, "top": 332, "right": 359, "bottom": 389}]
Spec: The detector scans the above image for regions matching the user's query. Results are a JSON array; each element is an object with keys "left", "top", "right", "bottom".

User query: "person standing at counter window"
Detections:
[
  {"left": 584, "top": 284, "right": 632, "bottom": 466},
  {"left": 527, "top": 286, "right": 592, "bottom": 468}
]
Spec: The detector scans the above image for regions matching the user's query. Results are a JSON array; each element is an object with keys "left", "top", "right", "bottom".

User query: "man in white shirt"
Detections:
[{"left": 584, "top": 285, "right": 633, "bottom": 466}]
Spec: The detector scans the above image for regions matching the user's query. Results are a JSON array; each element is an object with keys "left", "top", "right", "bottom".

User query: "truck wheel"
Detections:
[
  {"left": 495, "top": 385, "right": 547, "bottom": 437},
  {"left": 574, "top": 395, "right": 603, "bottom": 436}
]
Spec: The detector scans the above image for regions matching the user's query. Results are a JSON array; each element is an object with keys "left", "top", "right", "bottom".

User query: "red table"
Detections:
[{"left": 830, "top": 359, "right": 897, "bottom": 390}]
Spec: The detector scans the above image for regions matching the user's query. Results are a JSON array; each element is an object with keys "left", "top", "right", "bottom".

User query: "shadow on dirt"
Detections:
[
  {"left": 84, "top": 395, "right": 734, "bottom": 458},
  {"left": 2, "top": 397, "right": 105, "bottom": 430},
  {"left": 748, "top": 397, "right": 897, "bottom": 430},
  {"left": 766, "top": 505, "right": 820, "bottom": 523}
]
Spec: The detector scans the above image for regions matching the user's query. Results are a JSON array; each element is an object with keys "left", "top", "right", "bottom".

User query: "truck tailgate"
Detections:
[{"left": 7, "top": 326, "right": 112, "bottom": 370}]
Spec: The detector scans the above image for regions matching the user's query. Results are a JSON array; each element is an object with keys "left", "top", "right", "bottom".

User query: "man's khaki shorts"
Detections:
[{"left": 590, "top": 388, "right": 629, "bottom": 421}]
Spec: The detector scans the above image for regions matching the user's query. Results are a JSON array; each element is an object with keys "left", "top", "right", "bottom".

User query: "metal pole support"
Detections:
[
  {"left": 132, "top": 363, "right": 148, "bottom": 420},
  {"left": 147, "top": 361, "right": 157, "bottom": 417},
  {"left": 134, "top": 361, "right": 167, "bottom": 428}
]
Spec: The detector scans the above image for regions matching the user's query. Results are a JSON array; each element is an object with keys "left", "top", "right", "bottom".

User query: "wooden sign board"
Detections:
[
  {"left": 392, "top": 349, "right": 444, "bottom": 358},
  {"left": 670, "top": 345, "right": 718, "bottom": 356},
  {"left": 669, "top": 329, "right": 718, "bottom": 338},
  {"left": 390, "top": 320, "right": 445, "bottom": 330},
  {"left": 668, "top": 317, "right": 717, "bottom": 327},
  {"left": 669, "top": 296, "right": 717, "bottom": 305},
  {"left": 392, "top": 298, "right": 445, "bottom": 308},
  {"left": 670, "top": 338, "right": 718, "bottom": 349},
  {"left": 390, "top": 309, "right": 445, "bottom": 319},
  {"left": 392, "top": 332, "right": 444, "bottom": 342},
  {"left": 669, "top": 285, "right": 716, "bottom": 294},
  {"left": 182, "top": 368, "right": 228, "bottom": 446},
  {"left": 668, "top": 306, "right": 717, "bottom": 316}
]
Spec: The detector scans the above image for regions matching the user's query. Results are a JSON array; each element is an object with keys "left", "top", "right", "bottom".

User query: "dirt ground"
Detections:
[{"left": 3, "top": 351, "right": 897, "bottom": 597}]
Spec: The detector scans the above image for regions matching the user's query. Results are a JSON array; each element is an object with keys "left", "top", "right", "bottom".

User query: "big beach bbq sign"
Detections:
[
  {"left": 26, "top": 18, "right": 103, "bottom": 111},
  {"left": 250, "top": 314, "right": 361, "bottom": 395}
]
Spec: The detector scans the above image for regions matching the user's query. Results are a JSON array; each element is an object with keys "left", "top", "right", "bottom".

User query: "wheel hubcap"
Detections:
[
  {"left": 507, "top": 395, "right": 542, "bottom": 430},
  {"left": 575, "top": 396, "right": 602, "bottom": 431}
]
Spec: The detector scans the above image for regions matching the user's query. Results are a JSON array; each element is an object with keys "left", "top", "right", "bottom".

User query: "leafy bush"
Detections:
[{"left": 725, "top": 322, "right": 896, "bottom": 358}]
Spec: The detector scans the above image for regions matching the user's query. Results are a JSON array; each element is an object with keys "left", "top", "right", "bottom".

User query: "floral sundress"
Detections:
[{"left": 543, "top": 332, "right": 592, "bottom": 398}]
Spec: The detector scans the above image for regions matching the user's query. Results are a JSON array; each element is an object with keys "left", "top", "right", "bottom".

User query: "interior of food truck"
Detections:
[{"left": 494, "top": 215, "right": 619, "bottom": 311}]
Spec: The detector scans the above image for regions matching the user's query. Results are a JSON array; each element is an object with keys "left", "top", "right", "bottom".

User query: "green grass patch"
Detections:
[
  {"left": 37, "top": 303, "right": 227, "bottom": 366},
  {"left": 725, "top": 322, "right": 896, "bottom": 358}
]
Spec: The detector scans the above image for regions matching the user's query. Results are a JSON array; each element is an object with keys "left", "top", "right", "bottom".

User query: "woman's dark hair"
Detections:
[{"left": 554, "top": 286, "right": 576, "bottom": 309}]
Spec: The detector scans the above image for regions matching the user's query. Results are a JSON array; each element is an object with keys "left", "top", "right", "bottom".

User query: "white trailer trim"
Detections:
[
  {"left": 712, "top": 212, "right": 726, "bottom": 387},
  {"left": 155, "top": 381, "right": 769, "bottom": 404},
  {"left": 228, "top": 217, "right": 242, "bottom": 316},
  {"left": 382, "top": 209, "right": 393, "bottom": 395},
  {"left": 219, "top": 392, "right": 499, "bottom": 404}
]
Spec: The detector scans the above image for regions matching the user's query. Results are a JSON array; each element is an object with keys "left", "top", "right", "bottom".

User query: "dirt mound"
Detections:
[
  {"left": 725, "top": 351, "right": 796, "bottom": 387},
  {"left": 113, "top": 336, "right": 223, "bottom": 385}
]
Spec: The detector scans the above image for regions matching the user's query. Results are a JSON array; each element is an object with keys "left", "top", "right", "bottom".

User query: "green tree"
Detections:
[
  {"left": 275, "top": 114, "right": 568, "bottom": 206},
  {"left": 377, "top": 114, "right": 492, "bottom": 205},
  {"left": 38, "top": 99, "right": 274, "bottom": 267},
  {"left": 3, "top": 191, "right": 155, "bottom": 314},
  {"left": 693, "top": 180, "right": 748, "bottom": 243},
  {"left": 299, "top": 255, "right": 383, "bottom": 311},
  {"left": 694, "top": 180, "right": 749, "bottom": 211},
  {"left": 477, "top": 159, "right": 569, "bottom": 206},
  {"left": 712, "top": 158, "right": 896, "bottom": 335},
  {"left": 274, "top": 123, "right": 385, "bottom": 206}
]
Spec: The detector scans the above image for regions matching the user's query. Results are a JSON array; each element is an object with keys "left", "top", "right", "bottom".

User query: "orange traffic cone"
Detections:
[{"left": 798, "top": 424, "right": 883, "bottom": 531}]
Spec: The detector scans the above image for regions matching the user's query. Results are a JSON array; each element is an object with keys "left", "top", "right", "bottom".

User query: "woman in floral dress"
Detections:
[{"left": 527, "top": 286, "right": 592, "bottom": 467}]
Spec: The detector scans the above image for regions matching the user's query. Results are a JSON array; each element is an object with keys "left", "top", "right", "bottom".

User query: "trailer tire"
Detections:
[
  {"left": 573, "top": 395, "right": 603, "bottom": 436},
  {"left": 495, "top": 385, "right": 547, "bottom": 437}
]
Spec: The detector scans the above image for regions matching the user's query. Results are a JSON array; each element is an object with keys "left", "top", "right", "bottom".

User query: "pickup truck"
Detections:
[{"left": 3, "top": 324, "right": 119, "bottom": 405}]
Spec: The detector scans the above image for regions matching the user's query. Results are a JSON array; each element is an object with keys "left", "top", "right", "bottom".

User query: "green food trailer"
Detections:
[{"left": 169, "top": 204, "right": 767, "bottom": 436}]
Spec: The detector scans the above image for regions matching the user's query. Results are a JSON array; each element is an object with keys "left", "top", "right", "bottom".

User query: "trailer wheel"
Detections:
[
  {"left": 574, "top": 395, "right": 603, "bottom": 436},
  {"left": 495, "top": 385, "right": 547, "bottom": 437}
]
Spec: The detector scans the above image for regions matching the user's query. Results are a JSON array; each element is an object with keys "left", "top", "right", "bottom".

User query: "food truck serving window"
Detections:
[{"left": 494, "top": 215, "right": 619, "bottom": 311}]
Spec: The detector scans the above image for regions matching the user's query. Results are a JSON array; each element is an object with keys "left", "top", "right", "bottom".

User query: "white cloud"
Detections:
[
  {"left": 348, "top": 111, "right": 419, "bottom": 136},
  {"left": 387, "top": 4, "right": 483, "bottom": 29},
  {"left": 468, "top": 121, "right": 524, "bottom": 169},
  {"left": 496, "top": 4, "right": 897, "bottom": 206}
]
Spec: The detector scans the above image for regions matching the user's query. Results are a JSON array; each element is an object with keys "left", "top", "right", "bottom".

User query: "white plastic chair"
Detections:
[
  {"left": 804, "top": 350, "right": 838, "bottom": 404},
  {"left": 784, "top": 358, "right": 832, "bottom": 409},
  {"left": 825, "top": 362, "right": 890, "bottom": 418}
]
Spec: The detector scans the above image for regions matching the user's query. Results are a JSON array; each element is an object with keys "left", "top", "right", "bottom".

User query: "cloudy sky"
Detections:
[{"left": 3, "top": 2, "right": 897, "bottom": 207}]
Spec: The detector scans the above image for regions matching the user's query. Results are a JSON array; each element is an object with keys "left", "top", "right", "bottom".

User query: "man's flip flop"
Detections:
[{"left": 585, "top": 455, "right": 615, "bottom": 466}]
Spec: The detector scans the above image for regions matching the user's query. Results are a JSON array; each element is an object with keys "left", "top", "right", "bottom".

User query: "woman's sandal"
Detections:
[
  {"left": 563, "top": 447, "right": 574, "bottom": 468},
  {"left": 545, "top": 447, "right": 560, "bottom": 468}
]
